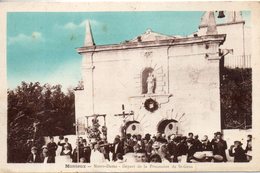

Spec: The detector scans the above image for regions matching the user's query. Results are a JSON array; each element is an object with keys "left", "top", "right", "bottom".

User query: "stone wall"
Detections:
[{"left": 76, "top": 35, "right": 225, "bottom": 142}]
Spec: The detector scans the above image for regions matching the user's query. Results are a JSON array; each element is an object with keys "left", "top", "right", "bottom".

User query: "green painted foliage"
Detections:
[
  {"left": 7, "top": 82, "right": 75, "bottom": 162},
  {"left": 220, "top": 68, "right": 252, "bottom": 129}
]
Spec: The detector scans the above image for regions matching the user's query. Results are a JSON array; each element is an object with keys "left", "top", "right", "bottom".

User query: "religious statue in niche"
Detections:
[
  {"left": 142, "top": 67, "right": 156, "bottom": 94},
  {"left": 147, "top": 73, "right": 156, "bottom": 94}
]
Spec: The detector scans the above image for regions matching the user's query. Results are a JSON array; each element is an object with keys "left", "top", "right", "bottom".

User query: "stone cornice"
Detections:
[
  {"left": 199, "top": 21, "right": 245, "bottom": 29},
  {"left": 77, "top": 34, "right": 226, "bottom": 54},
  {"left": 129, "top": 93, "right": 173, "bottom": 106}
]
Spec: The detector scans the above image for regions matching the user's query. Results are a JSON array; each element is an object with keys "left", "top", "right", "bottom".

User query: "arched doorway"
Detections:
[
  {"left": 123, "top": 120, "right": 142, "bottom": 136},
  {"left": 157, "top": 119, "right": 178, "bottom": 138}
]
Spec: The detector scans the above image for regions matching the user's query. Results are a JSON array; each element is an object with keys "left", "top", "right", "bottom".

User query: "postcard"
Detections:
[{"left": 0, "top": 1, "right": 260, "bottom": 172}]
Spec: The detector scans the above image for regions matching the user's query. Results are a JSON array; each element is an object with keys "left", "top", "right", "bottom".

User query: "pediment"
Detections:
[{"left": 127, "top": 29, "right": 180, "bottom": 43}]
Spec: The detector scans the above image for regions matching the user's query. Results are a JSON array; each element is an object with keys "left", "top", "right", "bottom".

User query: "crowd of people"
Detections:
[{"left": 27, "top": 132, "right": 252, "bottom": 163}]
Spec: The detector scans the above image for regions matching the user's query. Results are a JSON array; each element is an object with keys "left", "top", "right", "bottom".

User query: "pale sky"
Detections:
[{"left": 7, "top": 11, "right": 250, "bottom": 91}]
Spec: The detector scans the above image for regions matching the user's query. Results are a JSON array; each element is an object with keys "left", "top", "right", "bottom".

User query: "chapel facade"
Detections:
[{"left": 74, "top": 11, "right": 247, "bottom": 142}]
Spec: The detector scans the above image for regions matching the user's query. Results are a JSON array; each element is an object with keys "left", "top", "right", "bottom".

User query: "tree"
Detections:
[
  {"left": 220, "top": 68, "right": 252, "bottom": 129},
  {"left": 7, "top": 82, "right": 75, "bottom": 163}
]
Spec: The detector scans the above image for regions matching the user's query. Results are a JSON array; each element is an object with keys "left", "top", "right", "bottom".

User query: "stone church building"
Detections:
[{"left": 74, "top": 11, "right": 250, "bottom": 142}]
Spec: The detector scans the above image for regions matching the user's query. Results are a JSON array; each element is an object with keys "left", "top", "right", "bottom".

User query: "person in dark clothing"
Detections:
[
  {"left": 47, "top": 136, "right": 58, "bottom": 162},
  {"left": 135, "top": 135, "right": 145, "bottom": 151},
  {"left": 71, "top": 142, "right": 84, "bottom": 163},
  {"left": 112, "top": 136, "right": 124, "bottom": 161},
  {"left": 136, "top": 134, "right": 142, "bottom": 141},
  {"left": 78, "top": 137, "right": 83, "bottom": 145},
  {"left": 193, "top": 135, "right": 202, "bottom": 151},
  {"left": 201, "top": 135, "right": 213, "bottom": 151},
  {"left": 26, "top": 146, "right": 41, "bottom": 163},
  {"left": 57, "top": 135, "right": 65, "bottom": 145},
  {"left": 80, "top": 139, "right": 91, "bottom": 163},
  {"left": 144, "top": 133, "right": 151, "bottom": 142},
  {"left": 167, "top": 135, "right": 178, "bottom": 162},
  {"left": 245, "top": 135, "right": 252, "bottom": 152},
  {"left": 186, "top": 139, "right": 196, "bottom": 162},
  {"left": 212, "top": 132, "right": 227, "bottom": 162},
  {"left": 143, "top": 138, "right": 153, "bottom": 159},
  {"left": 40, "top": 147, "right": 55, "bottom": 163},
  {"left": 188, "top": 132, "right": 194, "bottom": 141},
  {"left": 145, "top": 138, "right": 154, "bottom": 158},
  {"left": 229, "top": 141, "right": 247, "bottom": 162},
  {"left": 58, "top": 137, "right": 72, "bottom": 154},
  {"left": 177, "top": 136, "right": 188, "bottom": 157},
  {"left": 156, "top": 132, "right": 167, "bottom": 143},
  {"left": 71, "top": 148, "right": 81, "bottom": 163},
  {"left": 124, "top": 133, "right": 134, "bottom": 154},
  {"left": 245, "top": 135, "right": 252, "bottom": 162},
  {"left": 83, "top": 145, "right": 92, "bottom": 163}
]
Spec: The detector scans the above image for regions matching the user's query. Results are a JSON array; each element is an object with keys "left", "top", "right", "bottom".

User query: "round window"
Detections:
[
  {"left": 168, "top": 124, "right": 173, "bottom": 130},
  {"left": 132, "top": 125, "right": 136, "bottom": 131}
]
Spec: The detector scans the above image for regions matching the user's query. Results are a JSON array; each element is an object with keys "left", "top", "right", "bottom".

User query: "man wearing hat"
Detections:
[
  {"left": 26, "top": 146, "right": 41, "bottom": 163},
  {"left": 167, "top": 135, "right": 178, "bottom": 162},
  {"left": 212, "top": 132, "right": 227, "bottom": 162},
  {"left": 229, "top": 141, "right": 247, "bottom": 162}
]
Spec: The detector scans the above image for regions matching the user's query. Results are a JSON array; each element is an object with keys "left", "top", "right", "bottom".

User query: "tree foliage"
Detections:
[
  {"left": 220, "top": 68, "right": 252, "bottom": 129},
  {"left": 8, "top": 82, "right": 75, "bottom": 163}
]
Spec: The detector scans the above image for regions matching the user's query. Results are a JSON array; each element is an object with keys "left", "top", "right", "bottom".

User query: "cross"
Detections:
[
  {"left": 114, "top": 104, "right": 134, "bottom": 122},
  {"left": 73, "top": 120, "right": 80, "bottom": 130}
]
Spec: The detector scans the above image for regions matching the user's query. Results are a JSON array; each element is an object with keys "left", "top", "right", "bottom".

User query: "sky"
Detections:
[{"left": 7, "top": 11, "right": 251, "bottom": 91}]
